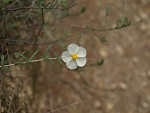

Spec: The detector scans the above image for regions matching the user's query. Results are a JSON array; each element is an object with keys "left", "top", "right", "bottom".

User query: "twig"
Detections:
[
  {"left": 51, "top": 0, "right": 59, "bottom": 8},
  {"left": 61, "top": 3, "right": 77, "bottom": 10},
  {"left": 52, "top": 10, "right": 68, "bottom": 38},
  {"left": 1, "top": 7, "right": 58, "bottom": 11},
  {"left": 0, "top": 37, "right": 68, "bottom": 45},
  {"left": 1, "top": 4, "right": 77, "bottom": 12},
  {"left": 47, "top": 100, "right": 88, "bottom": 113},
  {"left": 0, "top": 57, "right": 59, "bottom": 68},
  {"left": 14, "top": 107, "right": 21, "bottom": 113},
  {"left": 49, "top": 0, "right": 56, "bottom": 8},
  {"left": 8, "top": 89, "right": 16, "bottom": 112},
  {"left": 0, "top": 76, "right": 3, "bottom": 92},
  {"left": 56, "top": 0, "right": 64, "bottom": 9},
  {"left": 3, "top": 10, "right": 6, "bottom": 39},
  {"left": 61, "top": 20, "right": 142, "bottom": 32},
  {"left": 34, "top": 6, "right": 45, "bottom": 44}
]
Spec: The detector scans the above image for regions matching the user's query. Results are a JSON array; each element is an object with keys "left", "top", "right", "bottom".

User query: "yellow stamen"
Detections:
[{"left": 72, "top": 54, "right": 78, "bottom": 59}]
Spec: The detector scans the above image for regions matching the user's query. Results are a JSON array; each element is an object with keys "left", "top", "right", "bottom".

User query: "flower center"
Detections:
[{"left": 72, "top": 54, "right": 78, "bottom": 60}]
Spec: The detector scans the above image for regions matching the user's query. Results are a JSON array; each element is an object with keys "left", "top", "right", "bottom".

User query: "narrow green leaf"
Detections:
[
  {"left": 2, "top": 66, "right": 10, "bottom": 72},
  {"left": 97, "top": 59, "right": 104, "bottom": 66},
  {"left": 15, "top": 61, "right": 25, "bottom": 65},
  {"left": 15, "top": 51, "right": 26, "bottom": 61},
  {"left": 57, "top": 57, "right": 62, "bottom": 66},
  {"left": 62, "top": 0, "right": 68, "bottom": 8},
  {"left": 127, "top": 20, "right": 131, "bottom": 26},
  {"left": 14, "top": 52, "right": 28, "bottom": 61},
  {"left": 99, "top": 36, "right": 106, "bottom": 43},
  {"left": 80, "top": 7, "right": 86, "bottom": 14},
  {"left": 119, "top": 17, "right": 127, "bottom": 23},
  {"left": 47, "top": 57, "right": 54, "bottom": 65},
  {"left": 42, "top": 44, "right": 52, "bottom": 58},
  {"left": 28, "top": 49, "right": 40, "bottom": 61}
]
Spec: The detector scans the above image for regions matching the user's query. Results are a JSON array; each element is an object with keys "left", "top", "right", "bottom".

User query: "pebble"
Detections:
[
  {"left": 94, "top": 101, "right": 101, "bottom": 108},
  {"left": 116, "top": 45, "right": 124, "bottom": 55},
  {"left": 118, "top": 82, "right": 128, "bottom": 90},
  {"left": 142, "top": 101, "right": 149, "bottom": 109},
  {"left": 132, "top": 57, "right": 139, "bottom": 63},
  {"left": 100, "top": 49, "right": 109, "bottom": 58},
  {"left": 106, "top": 102, "right": 114, "bottom": 111}
]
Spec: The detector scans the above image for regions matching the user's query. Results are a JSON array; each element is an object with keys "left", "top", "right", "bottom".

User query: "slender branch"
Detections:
[
  {"left": 0, "top": 36, "right": 68, "bottom": 45},
  {"left": 62, "top": 20, "right": 142, "bottom": 32},
  {"left": 8, "top": 89, "right": 16, "bottom": 112},
  {"left": 1, "top": 3, "right": 77, "bottom": 12},
  {"left": 3, "top": 11, "right": 6, "bottom": 38},
  {"left": 51, "top": 0, "right": 59, "bottom": 8},
  {"left": 61, "top": 3, "right": 77, "bottom": 10},
  {"left": 52, "top": 10, "right": 68, "bottom": 38},
  {"left": 49, "top": 0, "right": 56, "bottom": 8},
  {"left": 1, "top": 7, "right": 57, "bottom": 11},
  {"left": 34, "top": 6, "right": 45, "bottom": 44},
  {"left": 0, "top": 57, "right": 59, "bottom": 68},
  {"left": 56, "top": 0, "right": 64, "bottom": 9},
  {"left": 47, "top": 100, "right": 88, "bottom": 113}
]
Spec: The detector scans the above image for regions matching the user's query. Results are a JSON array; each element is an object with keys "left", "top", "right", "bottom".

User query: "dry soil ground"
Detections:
[{"left": 0, "top": 0, "right": 150, "bottom": 113}]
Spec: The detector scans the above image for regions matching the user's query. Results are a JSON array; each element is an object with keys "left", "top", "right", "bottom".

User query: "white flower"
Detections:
[{"left": 61, "top": 43, "right": 87, "bottom": 70}]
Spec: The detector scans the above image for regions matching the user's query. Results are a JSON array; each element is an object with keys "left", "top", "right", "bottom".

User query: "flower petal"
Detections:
[
  {"left": 77, "top": 47, "right": 87, "bottom": 57},
  {"left": 66, "top": 60, "right": 78, "bottom": 70},
  {"left": 61, "top": 51, "right": 72, "bottom": 62},
  {"left": 67, "top": 43, "right": 79, "bottom": 55},
  {"left": 76, "top": 57, "right": 87, "bottom": 67}
]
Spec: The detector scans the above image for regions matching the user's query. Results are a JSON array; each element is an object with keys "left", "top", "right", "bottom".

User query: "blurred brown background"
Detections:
[{"left": 0, "top": 0, "right": 150, "bottom": 113}]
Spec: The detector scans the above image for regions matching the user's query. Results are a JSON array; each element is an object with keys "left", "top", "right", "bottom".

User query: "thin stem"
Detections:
[
  {"left": 34, "top": 8, "right": 45, "bottom": 44},
  {"left": 48, "top": 100, "right": 87, "bottom": 113},
  {"left": 62, "top": 20, "right": 142, "bottom": 32},
  {"left": 1, "top": 4, "right": 77, "bottom": 12},
  {"left": 0, "top": 57, "right": 60, "bottom": 68},
  {"left": 1, "top": 7, "right": 57, "bottom": 11}
]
